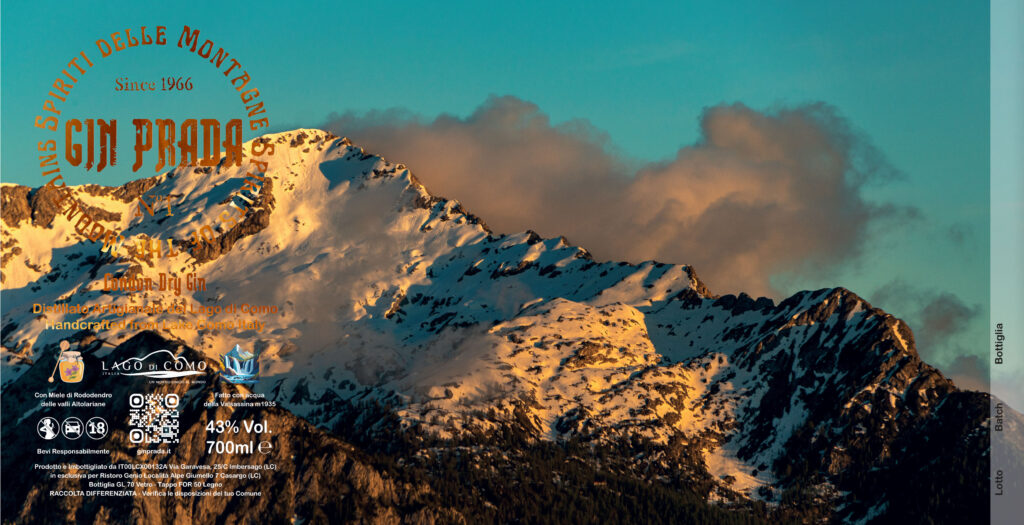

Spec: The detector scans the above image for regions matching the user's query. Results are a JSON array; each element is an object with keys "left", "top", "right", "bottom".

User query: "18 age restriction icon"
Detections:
[{"left": 86, "top": 417, "right": 108, "bottom": 440}]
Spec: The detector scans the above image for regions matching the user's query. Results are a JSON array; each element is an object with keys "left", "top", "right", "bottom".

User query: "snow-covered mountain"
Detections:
[{"left": 0, "top": 129, "right": 994, "bottom": 522}]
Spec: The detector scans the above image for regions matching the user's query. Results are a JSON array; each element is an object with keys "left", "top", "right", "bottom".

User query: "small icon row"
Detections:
[
  {"left": 37, "top": 416, "right": 107, "bottom": 440},
  {"left": 46, "top": 339, "right": 261, "bottom": 384}
]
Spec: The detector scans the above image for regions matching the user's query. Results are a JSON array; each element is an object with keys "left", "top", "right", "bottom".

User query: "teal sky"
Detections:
[{"left": 1, "top": 1, "right": 991, "bottom": 386}]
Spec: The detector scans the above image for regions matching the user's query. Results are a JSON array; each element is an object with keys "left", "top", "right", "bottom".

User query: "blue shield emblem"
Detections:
[{"left": 220, "top": 344, "right": 260, "bottom": 384}]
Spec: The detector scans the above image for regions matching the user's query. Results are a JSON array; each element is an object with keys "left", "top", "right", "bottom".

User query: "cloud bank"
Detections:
[{"left": 325, "top": 96, "right": 906, "bottom": 297}]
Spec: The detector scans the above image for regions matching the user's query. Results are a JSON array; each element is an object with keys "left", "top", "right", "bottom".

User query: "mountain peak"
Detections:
[{"left": 0, "top": 127, "right": 991, "bottom": 522}]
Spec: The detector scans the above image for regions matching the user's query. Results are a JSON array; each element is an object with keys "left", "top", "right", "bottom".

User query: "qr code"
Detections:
[{"left": 128, "top": 393, "right": 180, "bottom": 444}]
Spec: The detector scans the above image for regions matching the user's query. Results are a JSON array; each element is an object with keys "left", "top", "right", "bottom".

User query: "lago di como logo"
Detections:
[
  {"left": 220, "top": 344, "right": 260, "bottom": 384},
  {"left": 104, "top": 347, "right": 207, "bottom": 379}
]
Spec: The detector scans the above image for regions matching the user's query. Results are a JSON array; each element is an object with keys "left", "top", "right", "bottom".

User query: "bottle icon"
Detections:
[{"left": 58, "top": 351, "right": 84, "bottom": 383}]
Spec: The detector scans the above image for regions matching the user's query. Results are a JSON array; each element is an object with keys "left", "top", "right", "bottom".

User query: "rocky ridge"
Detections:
[{"left": 0, "top": 129, "right": 995, "bottom": 523}]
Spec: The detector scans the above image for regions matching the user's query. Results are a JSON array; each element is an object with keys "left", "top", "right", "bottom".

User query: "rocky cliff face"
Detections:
[{"left": 0, "top": 129, "right": 996, "bottom": 523}]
